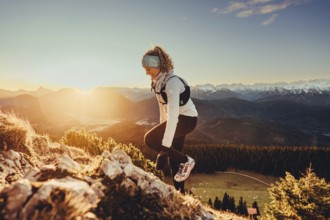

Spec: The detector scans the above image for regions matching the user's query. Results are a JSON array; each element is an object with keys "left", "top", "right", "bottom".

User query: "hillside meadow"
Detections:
[{"left": 164, "top": 170, "right": 278, "bottom": 215}]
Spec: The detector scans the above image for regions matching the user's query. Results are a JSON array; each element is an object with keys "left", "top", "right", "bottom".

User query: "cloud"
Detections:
[
  {"left": 217, "top": 2, "right": 248, "bottom": 14},
  {"left": 258, "top": 1, "right": 293, "bottom": 14},
  {"left": 211, "top": 8, "right": 219, "bottom": 13},
  {"left": 237, "top": 9, "right": 254, "bottom": 17},
  {"left": 214, "top": 0, "right": 313, "bottom": 25},
  {"left": 248, "top": 0, "right": 273, "bottom": 4},
  {"left": 261, "top": 13, "right": 278, "bottom": 26}
]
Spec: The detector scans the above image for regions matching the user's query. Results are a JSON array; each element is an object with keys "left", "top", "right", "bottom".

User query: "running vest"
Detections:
[{"left": 154, "top": 76, "right": 190, "bottom": 106}]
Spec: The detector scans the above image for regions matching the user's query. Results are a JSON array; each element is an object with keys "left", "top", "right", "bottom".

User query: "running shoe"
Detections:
[{"left": 174, "top": 156, "right": 195, "bottom": 182}]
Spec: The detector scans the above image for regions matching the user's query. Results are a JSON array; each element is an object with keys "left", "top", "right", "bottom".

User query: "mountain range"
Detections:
[{"left": 1, "top": 79, "right": 330, "bottom": 146}]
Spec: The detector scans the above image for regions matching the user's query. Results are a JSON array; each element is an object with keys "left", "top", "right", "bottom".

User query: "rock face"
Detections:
[
  {"left": 0, "top": 112, "right": 246, "bottom": 219},
  {"left": 1, "top": 177, "right": 98, "bottom": 220}
]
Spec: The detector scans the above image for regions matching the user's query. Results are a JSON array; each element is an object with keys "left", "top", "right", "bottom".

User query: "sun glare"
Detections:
[{"left": 78, "top": 89, "right": 93, "bottom": 98}]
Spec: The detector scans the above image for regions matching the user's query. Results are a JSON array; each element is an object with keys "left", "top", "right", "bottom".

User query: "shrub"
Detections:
[
  {"left": 60, "top": 129, "right": 162, "bottom": 178},
  {"left": 60, "top": 128, "right": 104, "bottom": 156},
  {"left": 263, "top": 166, "right": 330, "bottom": 219},
  {"left": 0, "top": 112, "right": 35, "bottom": 157}
]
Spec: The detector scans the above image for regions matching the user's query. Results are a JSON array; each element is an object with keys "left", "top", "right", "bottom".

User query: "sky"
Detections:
[{"left": 0, "top": 0, "right": 329, "bottom": 90}]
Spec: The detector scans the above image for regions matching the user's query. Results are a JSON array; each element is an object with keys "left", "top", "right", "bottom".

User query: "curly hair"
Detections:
[{"left": 143, "top": 46, "right": 174, "bottom": 73}]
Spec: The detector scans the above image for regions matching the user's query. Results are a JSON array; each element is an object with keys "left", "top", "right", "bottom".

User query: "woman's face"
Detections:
[{"left": 144, "top": 66, "right": 161, "bottom": 79}]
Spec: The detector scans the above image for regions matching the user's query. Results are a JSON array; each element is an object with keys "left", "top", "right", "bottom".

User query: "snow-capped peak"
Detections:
[
  {"left": 194, "top": 84, "right": 217, "bottom": 92},
  {"left": 194, "top": 79, "right": 330, "bottom": 92}
]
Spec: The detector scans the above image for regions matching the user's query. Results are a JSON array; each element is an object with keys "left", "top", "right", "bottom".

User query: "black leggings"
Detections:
[{"left": 144, "top": 115, "right": 197, "bottom": 193}]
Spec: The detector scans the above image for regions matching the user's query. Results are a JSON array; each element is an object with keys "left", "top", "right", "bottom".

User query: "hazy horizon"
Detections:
[
  {"left": 1, "top": 0, "right": 329, "bottom": 90},
  {"left": 1, "top": 77, "right": 330, "bottom": 92}
]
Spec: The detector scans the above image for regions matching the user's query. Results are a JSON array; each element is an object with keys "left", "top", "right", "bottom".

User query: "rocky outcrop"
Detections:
[{"left": 1, "top": 147, "right": 221, "bottom": 219}]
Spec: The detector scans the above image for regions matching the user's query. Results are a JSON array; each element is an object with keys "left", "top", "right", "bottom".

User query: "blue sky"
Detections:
[{"left": 0, "top": 0, "right": 329, "bottom": 90}]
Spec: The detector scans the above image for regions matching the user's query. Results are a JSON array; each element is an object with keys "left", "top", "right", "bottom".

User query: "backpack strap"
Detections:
[{"left": 159, "top": 76, "right": 190, "bottom": 106}]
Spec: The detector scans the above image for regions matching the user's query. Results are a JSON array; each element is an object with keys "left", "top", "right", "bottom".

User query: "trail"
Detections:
[{"left": 215, "top": 171, "right": 271, "bottom": 187}]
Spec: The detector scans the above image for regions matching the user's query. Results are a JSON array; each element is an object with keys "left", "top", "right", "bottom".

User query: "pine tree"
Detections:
[
  {"left": 214, "top": 196, "right": 221, "bottom": 210},
  {"left": 243, "top": 201, "right": 248, "bottom": 216},
  {"left": 263, "top": 167, "right": 330, "bottom": 219},
  {"left": 252, "top": 201, "right": 260, "bottom": 216},
  {"left": 221, "top": 192, "right": 229, "bottom": 211},
  {"left": 208, "top": 198, "right": 213, "bottom": 207},
  {"left": 228, "top": 196, "right": 236, "bottom": 213},
  {"left": 237, "top": 196, "right": 247, "bottom": 215}
]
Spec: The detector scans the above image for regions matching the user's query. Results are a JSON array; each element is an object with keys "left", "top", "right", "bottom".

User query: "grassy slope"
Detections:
[{"left": 0, "top": 111, "right": 248, "bottom": 219}]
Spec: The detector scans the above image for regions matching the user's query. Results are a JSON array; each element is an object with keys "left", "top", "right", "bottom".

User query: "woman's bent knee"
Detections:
[
  {"left": 144, "top": 131, "right": 152, "bottom": 147},
  {"left": 144, "top": 123, "right": 166, "bottom": 151},
  {"left": 144, "top": 129, "right": 163, "bottom": 151}
]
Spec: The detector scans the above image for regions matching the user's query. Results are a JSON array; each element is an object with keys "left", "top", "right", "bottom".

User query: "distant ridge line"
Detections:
[{"left": 193, "top": 78, "right": 330, "bottom": 92}]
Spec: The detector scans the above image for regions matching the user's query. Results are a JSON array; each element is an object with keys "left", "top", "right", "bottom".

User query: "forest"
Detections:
[{"left": 182, "top": 144, "right": 330, "bottom": 180}]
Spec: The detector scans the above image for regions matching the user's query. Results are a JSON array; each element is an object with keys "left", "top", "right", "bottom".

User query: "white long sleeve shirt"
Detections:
[{"left": 154, "top": 73, "right": 198, "bottom": 148}]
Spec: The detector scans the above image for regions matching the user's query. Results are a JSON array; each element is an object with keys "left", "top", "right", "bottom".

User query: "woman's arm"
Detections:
[
  {"left": 161, "top": 78, "right": 181, "bottom": 148},
  {"left": 158, "top": 101, "right": 167, "bottom": 124}
]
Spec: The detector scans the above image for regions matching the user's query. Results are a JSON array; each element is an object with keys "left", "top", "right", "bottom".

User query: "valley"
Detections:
[{"left": 1, "top": 81, "right": 330, "bottom": 147}]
